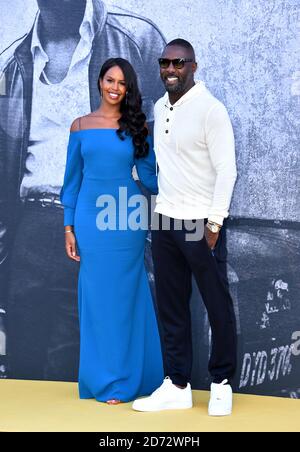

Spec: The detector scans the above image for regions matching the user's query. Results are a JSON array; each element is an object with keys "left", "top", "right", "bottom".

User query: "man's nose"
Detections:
[{"left": 166, "top": 63, "right": 176, "bottom": 73}]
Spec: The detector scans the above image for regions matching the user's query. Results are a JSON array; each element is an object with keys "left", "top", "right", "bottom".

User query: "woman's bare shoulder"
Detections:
[
  {"left": 70, "top": 118, "right": 81, "bottom": 132},
  {"left": 71, "top": 113, "right": 99, "bottom": 131}
]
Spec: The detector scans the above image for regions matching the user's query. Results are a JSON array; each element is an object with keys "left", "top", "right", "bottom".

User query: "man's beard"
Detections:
[{"left": 163, "top": 78, "right": 185, "bottom": 93}]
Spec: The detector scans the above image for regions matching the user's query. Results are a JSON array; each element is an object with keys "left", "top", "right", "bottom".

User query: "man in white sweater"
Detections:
[{"left": 133, "top": 39, "right": 237, "bottom": 416}]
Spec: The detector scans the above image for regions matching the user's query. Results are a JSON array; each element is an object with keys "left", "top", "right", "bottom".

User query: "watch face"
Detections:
[{"left": 207, "top": 223, "right": 218, "bottom": 233}]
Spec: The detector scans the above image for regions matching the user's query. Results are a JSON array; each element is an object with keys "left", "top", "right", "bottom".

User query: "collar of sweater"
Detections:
[{"left": 164, "top": 80, "right": 206, "bottom": 108}]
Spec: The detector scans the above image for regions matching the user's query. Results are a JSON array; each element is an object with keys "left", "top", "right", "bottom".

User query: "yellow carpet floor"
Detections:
[{"left": 0, "top": 379, "right": 299, "bottom": 432}]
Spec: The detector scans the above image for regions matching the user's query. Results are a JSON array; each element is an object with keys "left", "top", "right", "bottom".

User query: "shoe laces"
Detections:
[{"left": 152, "top": 377, "right": 172, "bottom": 397}]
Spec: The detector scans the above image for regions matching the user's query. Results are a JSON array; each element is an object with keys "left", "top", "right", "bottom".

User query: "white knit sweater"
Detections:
[{"left": 153, "top": 81, "right": 237, "bottom": 225}]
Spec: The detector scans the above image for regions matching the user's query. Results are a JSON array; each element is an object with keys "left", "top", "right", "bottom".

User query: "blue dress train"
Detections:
[{"left": 60, "top": 129, "right": 163, "bottom": 402}]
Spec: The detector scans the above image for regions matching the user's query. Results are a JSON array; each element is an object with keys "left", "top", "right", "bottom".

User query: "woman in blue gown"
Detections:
[{"left": 60, "top": 58, "right": 163, "bottom": 404}]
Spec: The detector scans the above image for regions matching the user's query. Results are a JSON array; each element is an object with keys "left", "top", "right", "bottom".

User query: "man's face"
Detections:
[{"left": 159, "top": 45, "right": 197, "bottom": 94}]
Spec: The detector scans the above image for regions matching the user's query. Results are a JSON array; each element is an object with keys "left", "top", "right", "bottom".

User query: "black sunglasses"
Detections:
[{"left": 158, "top": 58, "right": 194, "bottom": 69}]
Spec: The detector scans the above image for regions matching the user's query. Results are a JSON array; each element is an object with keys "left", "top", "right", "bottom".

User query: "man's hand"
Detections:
[{"left": 204, "top": 226, "right": 219, "bottom": 250}]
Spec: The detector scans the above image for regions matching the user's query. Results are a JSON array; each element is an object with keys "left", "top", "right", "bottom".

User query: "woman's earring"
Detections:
[{"left": 125, "top": 92, "right": 128, "bottom": 105}]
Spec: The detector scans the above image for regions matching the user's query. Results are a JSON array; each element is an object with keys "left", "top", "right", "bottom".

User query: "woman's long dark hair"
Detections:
[{"left": 98, "top": 58, "right": 149, "bottom": 159}]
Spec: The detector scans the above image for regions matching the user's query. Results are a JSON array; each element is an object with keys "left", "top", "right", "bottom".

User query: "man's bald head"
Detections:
[{"left": 165, "top": 38, "right": 196, "bottom": 62}]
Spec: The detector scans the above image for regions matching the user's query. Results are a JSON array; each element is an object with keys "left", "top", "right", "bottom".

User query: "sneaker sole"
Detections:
[
  {"left": 132, "top": 402, "right": 193, "bottom": 412},
  {"left": 208, "top": 409, "right": 232, "bottom": 416}
]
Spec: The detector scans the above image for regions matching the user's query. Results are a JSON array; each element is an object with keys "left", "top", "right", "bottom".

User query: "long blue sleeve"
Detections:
[
  {"left": 60, "top": 132, "right": 84, "bottom": 226},
  {"left": 134, "top": 135, "right": 158, "bottom": 195}
]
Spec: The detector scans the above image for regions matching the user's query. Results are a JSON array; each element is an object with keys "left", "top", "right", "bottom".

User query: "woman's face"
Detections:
[{"left": 99, "top": 66, "right": 127, "bottom": 106}]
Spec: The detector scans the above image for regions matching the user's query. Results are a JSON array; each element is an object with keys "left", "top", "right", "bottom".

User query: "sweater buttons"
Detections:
[
  {"left": 166, "top": 118, "right": 169, "bottom": 122},
  {"left": 165, "top": 130, "right": 169, "bottom": 134},
  {"left": 170, "top": 107, "right": 173, "bottom": 111}
]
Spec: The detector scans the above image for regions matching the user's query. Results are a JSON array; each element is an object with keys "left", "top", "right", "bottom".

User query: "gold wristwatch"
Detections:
[{"left": 206, "top": 221, "right": 222, "bottom": 233}]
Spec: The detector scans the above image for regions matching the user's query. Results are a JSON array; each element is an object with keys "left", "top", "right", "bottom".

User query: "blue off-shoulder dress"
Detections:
[{"left": 60, "top": 129, "right": 163, "bottom": 402}]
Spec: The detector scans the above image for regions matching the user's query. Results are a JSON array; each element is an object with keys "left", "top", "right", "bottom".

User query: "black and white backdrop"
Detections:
[{"left": 0, "top": 0, "right": 299, "bottom": 398}]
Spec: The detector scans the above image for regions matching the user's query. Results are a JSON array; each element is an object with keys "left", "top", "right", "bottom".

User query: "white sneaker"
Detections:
[
  {"left": 132, "top": 377, "right": 193, "bottom": 412},
  {"left": 208, "top": 379, "right": 233, "bottom": 416}
]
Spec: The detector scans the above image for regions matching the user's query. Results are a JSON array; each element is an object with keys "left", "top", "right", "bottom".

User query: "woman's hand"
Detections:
[{"left": 65, "top": 230, "right": 80, "bottom": 262}]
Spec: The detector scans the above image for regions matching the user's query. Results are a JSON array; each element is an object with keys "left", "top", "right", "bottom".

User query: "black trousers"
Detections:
[
  {"left": 151, "top": 214, "right": 237, "bottom": 387},
  {"left": 6, "top": 201, "right": 80, "bottom": 381}
]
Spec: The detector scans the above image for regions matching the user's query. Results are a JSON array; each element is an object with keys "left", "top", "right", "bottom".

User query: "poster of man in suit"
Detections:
[{"left": 0, "top": 0, "right": 299, "bottom": 398}]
